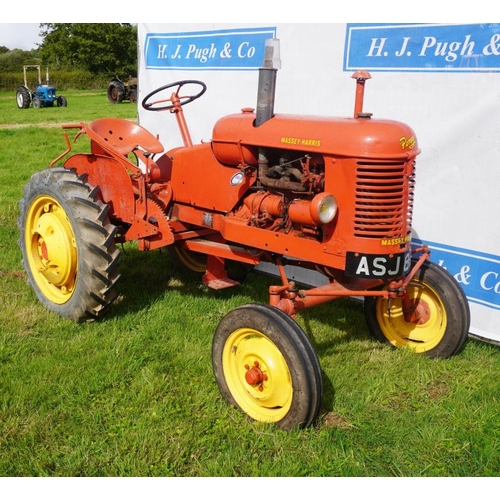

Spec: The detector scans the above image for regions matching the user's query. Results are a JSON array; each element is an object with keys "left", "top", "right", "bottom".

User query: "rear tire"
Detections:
[
  {"left": 16, "top": 86, "right": 31, "bottom": 108},
  {"left": 18, "top": 167, "right": 121, "bottom": 322},
  {"left": 169, "top": 246, "right": 206, "bottom": 276},
  {"left": 169, "top": 245, "right": 254, "bottom": 283},
  {"left": 107, "top": 80, "right": 125, "bottom": 104},
  {"left": 212, "top": 303, "right": 323, "bottom": 430},
  {"left": 364, "top": 259, "right": 470, "bottom": 358}
]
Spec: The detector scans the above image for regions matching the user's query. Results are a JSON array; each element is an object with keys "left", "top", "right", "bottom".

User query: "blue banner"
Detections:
[
  {"left": 144, "top": 27, "right": 277, "bottom": 70},
  {"left": 344, "top": 23, "right": 500, "bottom": 73},
  {"left": 412, "top": 239, "right": 500, "bottom": 310}
]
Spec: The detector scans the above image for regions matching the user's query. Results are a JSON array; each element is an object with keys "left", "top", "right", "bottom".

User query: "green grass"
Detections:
[{"left": 1, "top": 90, "right": 500, "bottom": 477}]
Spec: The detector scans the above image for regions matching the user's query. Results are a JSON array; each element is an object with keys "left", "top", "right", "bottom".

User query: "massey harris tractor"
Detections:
[{"left": 18, "top": 40, "right": 470, "bottom": 430}]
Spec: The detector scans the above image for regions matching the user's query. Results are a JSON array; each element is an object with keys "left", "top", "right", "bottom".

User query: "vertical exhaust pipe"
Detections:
[{"left": 255, "top": 38, "right": 281, "bottom": 127}]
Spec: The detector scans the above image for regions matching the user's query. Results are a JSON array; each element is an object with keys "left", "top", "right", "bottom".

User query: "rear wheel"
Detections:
[
  {"left": 16, "top": 86, "right": 31, "bottom": 108},
  {"left": 18, "top": 167, "right": 121, "bottom": 322},
  {"left": 169, "top": 245, "right": 253, "bottom": 282},
  {"left": 364, "top": 259, "right": 470, "bottom": 358},
  {"left": 107, "top": 80, "right": 125, "bottom": 104},
  {"left": 169, "top": 246, "right": 206, "bottom": 275},
  {"left": 212, "top": 303, "right": 323, "bottom": 430}
]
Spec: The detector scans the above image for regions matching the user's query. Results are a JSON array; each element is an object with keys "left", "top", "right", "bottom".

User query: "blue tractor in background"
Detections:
[{"left": 16, "top": 65, "right": 67, "bottom": 109}]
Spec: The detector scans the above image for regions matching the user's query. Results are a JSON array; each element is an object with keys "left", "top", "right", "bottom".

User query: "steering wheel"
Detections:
[{"left": 141, "top": 80, "right": 207, "bottom": 112}]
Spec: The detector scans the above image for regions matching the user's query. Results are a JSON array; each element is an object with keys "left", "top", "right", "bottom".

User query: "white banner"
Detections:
[{"left": 138, "top": 23, "right": 500, "bottom": 344}]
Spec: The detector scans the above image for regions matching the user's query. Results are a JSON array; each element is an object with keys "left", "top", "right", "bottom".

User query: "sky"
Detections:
[
  {"left": 0, "top": 24, "right": 43, "bottom": 50},
  {"left": 0, "top": 6, "right": 490, "bottom": 51}
]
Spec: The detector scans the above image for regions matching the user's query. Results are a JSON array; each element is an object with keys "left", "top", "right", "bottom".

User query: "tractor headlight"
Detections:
[
  {"left": 311, "top": 193, "right": 337, "bottom": 225},
  {"left": 288, "top": 193, "right": 338, "bottom": 227}
]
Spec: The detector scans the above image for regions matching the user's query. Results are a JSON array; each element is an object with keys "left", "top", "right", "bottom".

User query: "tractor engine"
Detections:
[
  {"left": 209, "top": 40, "right": 419, "bottom": 281},
  {"left": 235, "top": 149, "right": 328, "bottom": 236}
]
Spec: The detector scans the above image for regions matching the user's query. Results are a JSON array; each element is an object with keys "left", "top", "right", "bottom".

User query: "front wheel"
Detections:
[
  {"left": 18, "top": 167, "right": 121, "bottom": 322},
  {"left": 57, "top": 95, "right": 67, "bottom": 107},
  {"left": 212, "top": 303, "right": 323, "bottom": 431},
  {"left": 364, "top": 259, "right": 470, "bottom": 358}
]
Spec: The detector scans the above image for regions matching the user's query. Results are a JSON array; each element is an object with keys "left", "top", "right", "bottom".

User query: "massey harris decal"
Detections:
[
  {"left": 144, "top": 27, "right": 277, "bottom": 70},
  {"left": 344, "top": 23, "right": 500, "bottom": 73},
  {"left": 381, "top": 235, "right": 412, "bottom": 246},
  {"left": 281, "top": 137, "right": 322, "bottom": 147}
]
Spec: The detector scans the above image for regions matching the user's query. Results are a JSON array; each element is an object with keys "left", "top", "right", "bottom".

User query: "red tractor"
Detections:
[{"left": 18, "top": 40, "right": 470, "bottom": 430}]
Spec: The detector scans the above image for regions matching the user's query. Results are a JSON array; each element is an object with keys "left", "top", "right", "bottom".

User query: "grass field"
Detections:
[{"left": 1, "top": 90, "right": 500, "bottom": 479}]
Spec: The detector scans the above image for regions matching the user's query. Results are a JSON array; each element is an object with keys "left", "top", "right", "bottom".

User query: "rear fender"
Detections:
[
  {"left": 63, "top": 153, "right": 135, "bottom": 223},
  {"left": 63, "top": 154, "right": 175, "bottom": 248}
]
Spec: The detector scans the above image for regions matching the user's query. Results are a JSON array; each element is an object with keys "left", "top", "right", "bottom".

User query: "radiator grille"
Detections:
[{"left": 354, "top": 160, "right": 415, "bottom": 239}]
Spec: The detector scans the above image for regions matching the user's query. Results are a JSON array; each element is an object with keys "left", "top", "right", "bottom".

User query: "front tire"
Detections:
[
  {"left": 212, "top": 303, "right": 323, "bottom": 431},
  {"left": 18, "top": 167, "right": 121, "bottom": 322},
  {"left": 364, "top": 259, "right": 470, "bottom": 358},
  {"left": 57, "top": 95, "right": 68, "bottom": 107}
]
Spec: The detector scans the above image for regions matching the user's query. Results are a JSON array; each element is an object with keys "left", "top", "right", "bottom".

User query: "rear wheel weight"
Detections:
[
  {"left": 212, "top": 303, "right": 323, "bottom": 431},
  {"left": 364, "top": 259, "right": 470, "bottom": 358},
  {"left": 17, "top": 167, "right": 121, "bottom": 322}
]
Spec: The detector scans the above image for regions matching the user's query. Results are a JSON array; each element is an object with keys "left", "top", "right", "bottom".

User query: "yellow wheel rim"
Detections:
[
  {"left": 376, "top": 279, "right": 447, "bottom": 353},
  {"left": 25, "top": 195, "right": 78, "bottom": 304},
  {"left": 222, "top": 328, "right": 293, "bottom": 423},
  {"left": 173, "top": 247, "right": 206, "bottom": 273}
]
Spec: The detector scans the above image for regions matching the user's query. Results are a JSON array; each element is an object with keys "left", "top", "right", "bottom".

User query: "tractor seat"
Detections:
[{"left": 87, "top": 118, "right": 164, "bottom": 156}]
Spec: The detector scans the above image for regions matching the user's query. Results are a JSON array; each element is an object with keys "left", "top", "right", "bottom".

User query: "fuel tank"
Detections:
[{"left": 211, "top": 109, "right": 419, "bottom": 166}]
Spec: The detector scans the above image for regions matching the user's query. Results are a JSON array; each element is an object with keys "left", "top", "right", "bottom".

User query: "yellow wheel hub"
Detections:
[
  {"left": 222, "top": 328, "right": 293, "bottom": 423},
  {"left": 25, "top": 195, "right": 77, "bottom": 304},
  {"left": 376, "top": 280, "right": 447, "bottom": 353}
]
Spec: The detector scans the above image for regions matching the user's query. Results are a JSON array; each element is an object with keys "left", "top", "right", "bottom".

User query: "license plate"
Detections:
[{"left": 345, "top": 251, "right": 411, "bottom": 279}]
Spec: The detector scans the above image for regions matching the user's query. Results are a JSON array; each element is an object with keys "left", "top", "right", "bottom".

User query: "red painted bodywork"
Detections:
[{"left": 52, "top": 73, "right": 425, "bottom": 315}]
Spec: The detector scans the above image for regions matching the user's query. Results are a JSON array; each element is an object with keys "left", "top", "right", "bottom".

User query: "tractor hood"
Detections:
[{"left": 211, "top": 110, "right": 420, "bottom": 166}]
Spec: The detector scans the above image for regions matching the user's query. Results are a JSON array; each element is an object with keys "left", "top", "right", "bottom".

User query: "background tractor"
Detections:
[
  {"left": 16, "top": 65, "right": 67, "bottom": 109},
  {"left": 107, "top": 76, "right": 138, "bottom": 104},
  {"left": 18, "top": 40, "right": 470, "bottom": 431}
]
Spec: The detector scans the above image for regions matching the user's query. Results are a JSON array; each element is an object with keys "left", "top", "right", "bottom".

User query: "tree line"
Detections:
[{"left": 0, "top": 24, "right": 137, "bottom": 90}]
